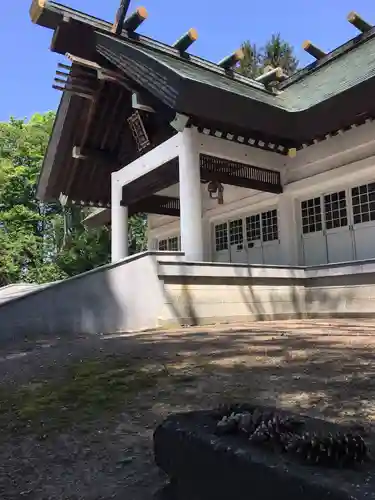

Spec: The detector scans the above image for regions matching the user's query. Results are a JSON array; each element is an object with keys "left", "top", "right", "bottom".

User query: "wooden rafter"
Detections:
[
  {"left": 69, "top": 82, "right": 131, "bottom": 206},
  {"left": 52, "top": 60, "right": 98, "bottom": 99},
  {"left": 128, "top": 195, "right": 180, "bottom": 217},
  {"left": 64, "top": 80, "right": 105, "bottom": 198},
  {"left": 72, "top": 146, "right": 118, "bottom": 166},
  {"left": 66, "top": 53, "right": 133, "bottom": 91}
]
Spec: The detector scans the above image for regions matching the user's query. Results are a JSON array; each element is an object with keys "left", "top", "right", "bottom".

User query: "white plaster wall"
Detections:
[
  {"left": 148, "top": 123, "right": 375, "bottom": 264},
  {"left": 285, "top": 120, "right": 375, "bottom": 186}
]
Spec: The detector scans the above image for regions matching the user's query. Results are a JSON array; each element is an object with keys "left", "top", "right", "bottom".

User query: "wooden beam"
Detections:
[
  {"left": 172, "top": 28, "right": 198, "bottom": 53},
  {"left": 63, "top": 82, "right": 104, "bottom": 197},
  {"left": 125, "top": 195, "right": 180, "bottom": 217},
  {"left": 50, "top": 18, "right": 96, "bottom": 59},
  {"left": 53, "top": 76, "right": 96, "bottom": 91},
  {"left": 72, "top": 146, "right": 118, "bottom": 167},
  {"left": 123, "top": 7, "right": 148, "bottom": 32},
  {"left": 256, "top": 67, "right": 287, "bottom": 85},
  {"left": 347, "top": 11, "right": 372, "bottom": 33},
  {"left": 112, "top": 0, "right": 131, "bottom": 35},
  {"left": 55, "top": 68, "right": 97, "bottom": 80},
  {"left": 57, "top": 62, "right": 71, "bottom": 71},
  {"left": 218, "top": 49, "right": 244, "bottom": 70},
  {"left": 55, "top": 69, "right": 70, "bottom": 78},
  {"left": 52, "top": 84, "right": 94, "bottom": 100},
  {"left": 132, "top": 92, "right": 155, "bottom": 113},
  {"left": 302, "top": 40, "right": 327, "bottom": 60},
  {"left": 97, "top": 68, "right": 133, "bottom": 91},
  {"left": 122, "top": 160, "right": 179, "bottom": 207},
  {"left": 65, "top": 53, "right": 101, "bottom": 71},
  {"left": 29, "top": 0, "right": 45, "bottom": 23},
  {"left": 65, "top": 54, "right": 132, "bottom": 90}
]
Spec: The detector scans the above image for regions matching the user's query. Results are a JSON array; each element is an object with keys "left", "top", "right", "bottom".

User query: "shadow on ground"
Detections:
[{"left": 1, "top": 319, "right": 375, "bottom": 499}]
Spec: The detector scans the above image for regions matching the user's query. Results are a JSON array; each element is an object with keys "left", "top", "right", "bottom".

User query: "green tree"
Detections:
[
  {"left": 0, "top": 114, "right": 64, "bottom": 285},
  {"left": 238, "top": 34, "right": 298, "bottom": 78},
  {"left": 0, "top": 112, "right": 149, "bottom": 286},
  {"left": 128, "top": 214, "right": 147, "bottom": 254},
  {"left": 238, "top": 41, "right": 262, "bottom": 78},
  {"left": 261, "top": 33, "right": 298, "bottom": 76},
  {"left": 53, "top": 209, "right": 111, "bottom": 276}
]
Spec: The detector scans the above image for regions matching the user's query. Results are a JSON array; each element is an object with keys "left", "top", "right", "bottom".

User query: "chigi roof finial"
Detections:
[
  {"left": 173, "top": 29, "right": 198, "bottom": 54},
  {"left": 218, "top": 49, "right": 244, "bottom": 70},
  {"left": 302, "top": 40, "right": 327, "bottom": 60},
  {"left": 347, "top": 11, "right": 372, "bottom": 33},
  {"left": 112, "top": 0, "right": 132, "bottom": 35}
]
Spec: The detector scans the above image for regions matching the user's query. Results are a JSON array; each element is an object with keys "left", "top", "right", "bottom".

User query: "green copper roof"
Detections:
[
  {"left": 97, "top": 30, "right": 375, "bottom": 113},
  {"left": 96, "top": 32, "right": 280, "bottom": 107},
  {"left": 33, "top": 0, "right": 375, "bottom": 112},
  {"left": 281, "top": 36, "right": 375, "bottom": 111}
]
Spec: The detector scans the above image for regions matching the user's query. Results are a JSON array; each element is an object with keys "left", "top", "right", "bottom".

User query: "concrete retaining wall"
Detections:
[
  {"left": 0, "top": 252, "right": 182, "bottom": 344},
  {"left": 157, "top": 260, "right": 375, "bottom": 326},
  {"left": 157, "top": 262, "right": 306, "bottom": 325},
  {"left": 2, "top": 253, "right": 375, "bottom": 343}
]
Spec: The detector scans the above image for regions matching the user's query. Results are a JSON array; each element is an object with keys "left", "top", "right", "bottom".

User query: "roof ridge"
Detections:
[
  {"left": 97, "top": 30, "right": 274, "bottom": 96},
  {"left": 37, "top": 2, "right": 375, "bottom": 92},
  {"left": 44, "top": 1, "right": 272, "bottom": 94}
]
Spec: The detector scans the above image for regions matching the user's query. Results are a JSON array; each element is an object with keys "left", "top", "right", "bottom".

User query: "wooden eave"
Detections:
[
  {"left": 37, "top": 58, "right": 176, "bottom": 205},
  {"left": 79, "top": 195, "right": 181, "bottom": 228}
]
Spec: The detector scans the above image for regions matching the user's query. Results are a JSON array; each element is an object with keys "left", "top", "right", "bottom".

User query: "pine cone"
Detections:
[{"left": 287, "top": 432, "right": 369, "bottom": 467}]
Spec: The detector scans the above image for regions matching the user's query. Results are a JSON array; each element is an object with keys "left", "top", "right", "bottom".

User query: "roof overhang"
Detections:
[
  {"left": 83, "top": 208, "right": 111, "bottom": 228},
  {"left": 30, "top": 0, "right": 375, "bottom": 205},
  {"left": 82, "top": 194, "right": 181, "bottom": 228}
]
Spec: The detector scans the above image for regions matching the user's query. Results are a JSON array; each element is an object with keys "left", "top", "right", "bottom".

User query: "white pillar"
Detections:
[
  {"left": 111, "top": 174, "right": 129, "bottom": 263},
  {"left": 201, "top": 214, "right": 211, "bottom": 261},
  {"left": 179, "top": 128, "right": 204, "bottom": 261},
  {"left": 278, "top": 194, "right": 299, "bottom": 266}
]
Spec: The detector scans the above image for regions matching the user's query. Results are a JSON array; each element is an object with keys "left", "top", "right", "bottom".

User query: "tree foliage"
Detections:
[
  {"left": 0, "top": 113, "right": 147, "bottom": 286},
  {"left": 238, "top": 33, "right": 298, "bottom": 78}
]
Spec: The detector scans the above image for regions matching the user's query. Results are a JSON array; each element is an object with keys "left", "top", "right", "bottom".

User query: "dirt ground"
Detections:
[{"left": 1, "top": 319, "right": 375, "bottom": 499}]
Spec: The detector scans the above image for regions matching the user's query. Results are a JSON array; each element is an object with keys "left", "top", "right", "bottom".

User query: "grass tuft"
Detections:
[{"left": 0, "top": 356, "right": 166, "bottom": 436}]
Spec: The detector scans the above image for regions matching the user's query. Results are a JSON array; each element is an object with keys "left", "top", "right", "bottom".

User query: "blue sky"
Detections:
[{"left": 1, "top": 0, "right": 374, "bottom": 121}]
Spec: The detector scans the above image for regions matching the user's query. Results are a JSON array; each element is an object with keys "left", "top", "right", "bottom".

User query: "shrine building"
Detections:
[
  {"left": 2, "top": 0, "right": 375, "bottom": 336},
  {"left": 32, "top": 1, "right": 375, "bottom": 268}
]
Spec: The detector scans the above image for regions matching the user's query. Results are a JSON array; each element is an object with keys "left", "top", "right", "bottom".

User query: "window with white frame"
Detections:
[
  {"left": 301, "top": 197, "right": 322, "bottom": 234},
  {"left": 245, "top": 214, "right": 261, "bottom": 241},
  {"left": 351, "top": 182, "right": 375, "bottom": 225},
  {"left": 261, "top": 209, "right": 278, "bottom": 241},
  {"left": 158, "top": 236, "right": 180, "bottom": 251},
  {"left": 214, "top": 223, "right": 228, "bottom": 251},
  {"left": 168, "top": 236, "right": 179, "bottom": 251},
  {"left": 229, "top": 219, "right": 243, "bottom": 245},
  {"left": 324, "top": 190, "right": 347, "bottom": 230}
]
